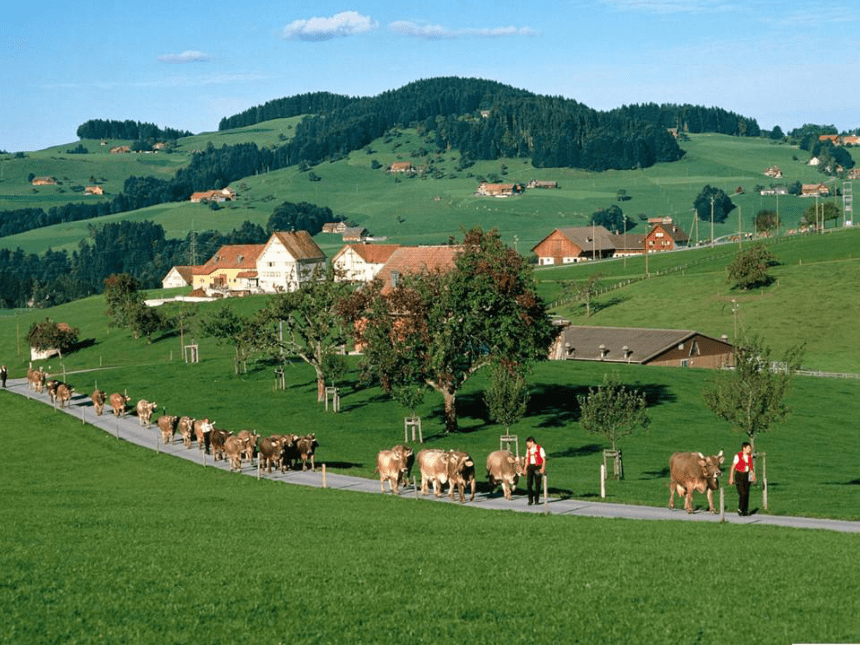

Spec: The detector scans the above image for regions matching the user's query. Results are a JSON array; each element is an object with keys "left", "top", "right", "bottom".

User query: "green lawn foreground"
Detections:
[{"left": 0, "top": 392, "right": 857, "bottom": 645}]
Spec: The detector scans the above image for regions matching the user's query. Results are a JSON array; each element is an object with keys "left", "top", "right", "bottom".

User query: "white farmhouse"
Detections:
[
  {"left": 331, "top": 243, "right": 400, "bottom": 282},
  {"left": 256, "top": 231, "right": 327, "bottom": 293}
]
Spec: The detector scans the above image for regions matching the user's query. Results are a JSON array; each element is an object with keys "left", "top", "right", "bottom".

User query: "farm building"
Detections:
[
  {"left": 764, "top": 166, "right": 783, "bottom": 178},
  {"left": 190, "top": 188, "right": 237, "bottom": 203},
  {"left": 476, "top": 183, "right": 524, "bottom": 197},
  {"left": 389, "top": 162, "right": 414, "bottom": 173},
  {"left": 84, "top": 185, "right": 104, "bottom": 195},
  {"left": 342, "top": 227, "right": 368, "bottom": 242},
  {"left": 332, "top": 243, "right": 401, "bottom": 282},
  {"left": 532, "top": 226, "right": 616, "bottom": 265},
  {"left": 322, "top": 222, "right": 348, "bottom": 234},
  {"left": 527, "top": 180, "right": 558, "bottom": 189},
  {"left": 375, "top": 245, "right": 461, "bottom": 292},
  {"left": 161, "top": 266, "right": 195, "bottom": 289},
  {"left": 645, "top": 218, "right": 689, "bottom": 252},
  {"left": 31, "top": 176, "right": 58, "bottom": 186},
  {"left": 256, "top": 231, "right": 327, "bottom": 294},
  {"left": 611, "top": 232, "right": 647, "bottom": 257},
  {"left": 192, "top": 244, "right": 265, "bottom": 294},
  {"left": 551, "top": 325, "right": 733, "bottom": 369},
  {"left": 801, "top": 183, "right": 830, "bottom": 197}
]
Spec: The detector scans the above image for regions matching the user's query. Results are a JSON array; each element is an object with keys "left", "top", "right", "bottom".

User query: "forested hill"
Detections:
[{"left": 215, "top": 77, "right": 759, "bottom": 171}]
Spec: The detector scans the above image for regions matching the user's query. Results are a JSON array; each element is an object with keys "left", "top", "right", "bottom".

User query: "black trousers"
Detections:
[
  {"left": 527, "top": 464, "right": 543, "bottom": 502},
  {"left": 735, "top": 471, "right": 751, "bottom": 515}
]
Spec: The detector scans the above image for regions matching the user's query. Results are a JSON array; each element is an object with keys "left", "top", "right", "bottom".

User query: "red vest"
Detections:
[
  {"left": 528, "top": 444, "right": 544, "bottom": 466},
  {"left": 734, "top": 451, "right": 752, "bottom": 473}
]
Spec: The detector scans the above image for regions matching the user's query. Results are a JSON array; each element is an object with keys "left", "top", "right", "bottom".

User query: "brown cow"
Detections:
[
  {"left": 259, "top": 435, "right": 288, "bottom": 473},
  {"left": 237, "top": 430, "right": 259, "bottom": 466},
  {"left": 447, "top": 450, "right": 476, "bottom": 503},
  {"left": 91, "top": 389, "right": 106, "bottom": 416},
  {"left": 224, "top": 436, "right": 250, "bottom": 472},
  {"left": 193, "top": 418, "right": 214, "bottom": 452},
  {"left": 46, "top": 379, "right": 61, "bottom": 404},
  {"left": 417, "top": 449, "right": 451, "bottom": 497},
  {"left": 295, "top": 433, "right": 318, "bottom": 471},
  {"left": 391, "top": 444, "right": 415, "bottom": 480},
  {"left": 486, "top": 450, "right": 525, "bottom": 500},
  {"left": 110, "top": 393, "right": 131, "bottom": 418},
  {"left": 177, "top": 417, "right": 196, "bottom": 449},
  {"left": 56, "top": 383, "right": 75, "bottom": 409},
  {"left": 376, "top": 445, "right": 414, "bottom": 494},
  {"left": 210, "top": 428, "right": 233, "bottom": 462},
  {"left": 27, "top": 367, "right": 46, "bottom": 393},
  {"left": 669, "top": 451, "right": 725, "bottom": 514},
  {"left": 136, "top": 399, "right": 158, "bottom": 428},
  {"left": 158, "top": 415, "right": 179, "bottom": 445}
]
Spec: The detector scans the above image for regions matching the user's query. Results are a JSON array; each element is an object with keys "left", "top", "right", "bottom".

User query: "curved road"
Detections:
[{"left": 7, "top": 377, "right": 859, "bottom": 534}]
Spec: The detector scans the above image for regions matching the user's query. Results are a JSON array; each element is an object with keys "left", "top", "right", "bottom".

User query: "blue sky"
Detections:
[{"left": 3, "top": 0, "right": 859, "bottom": 152}]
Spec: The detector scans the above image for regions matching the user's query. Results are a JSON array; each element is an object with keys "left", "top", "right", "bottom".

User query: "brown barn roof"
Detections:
[
  {"left": 269, "top": 231, "right": 326, "bottom": 261},
  {"left": 194, "top": 244, "right": 265, "bottom": 274},
  {"left": 556, "top": 326, "right": 730, "bottom": 363},
  {"left": 376, "top": 245, "right": 461, "bottom": 290},
  {"left": 533, "top": 226, "right": 616, "bottom": 254},
  {"left": 337, "top": 243, "right": 401, "bottom": 264}
]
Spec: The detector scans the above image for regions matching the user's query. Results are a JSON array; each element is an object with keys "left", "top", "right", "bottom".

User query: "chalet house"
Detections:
[
  {"left": 476, "top": 182, "right": 524, "bottom": 197},
  {"left": 110, "top": 146, "right": 130, "bottom": 154},
  {"left": 332, "top": 243, "right": 400, "bottom": 282},
  {"left": 645, "top": 218, "right": 689, "bottom": 252},
  {"left": 819, "top": 134, "right": 839, "bottom": 145},
  {"left": 161, "top": 265, "right": 195, "bottom": 289},
  {"left": 551, "top": 325, "right": 734, "bottom": 369},
  {"left": 31, "top": 176, "right": 58, "bottom": 186},
  {"left": 375, "top": 245, "right": 461, "bottom": 292},
  {"left": 342, "top": 227, "right": 368, "bottom": 242},
  {"left": 527, "top": 180, "right": 559, "bottom": 189},
  {"left": 842, "top": 135, "right": 860, "bottom": 146},
  {"left": 255, "top": 231, "right": 327, "bottom": 294},
  {"left": 611, "top": 232, "right": 647, "bottom": 257},
  {"left": 531, "top": 226, "right": 616, "bottom": 265},
  {"left": 190, "top": 188, "right": 236, "bottom": 203},
  {"left": 764, "top": 166, "right": 783, "bottom": 179},
  {"left": 322, "top": 222, "right": 348, "bottom": 234},
  {"left": 192, "top": 244, "right": 265, "bottom": 294},
  {"left": 801, "top": 183, "right": 830, "bottom": 197},
  {"left": 84, "top": 185, "right": 104, "bottom": 195},
  {"left": 389, "top": 162, "right": 414, "bottom": 173}
]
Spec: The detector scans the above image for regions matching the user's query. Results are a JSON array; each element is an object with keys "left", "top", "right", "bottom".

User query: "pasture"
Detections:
[
  {"left": 1, "top": 393, "right": 858, "bottom": 644},
  {"left": 0, "top": 129, "right": 843, "bottom": 258}
]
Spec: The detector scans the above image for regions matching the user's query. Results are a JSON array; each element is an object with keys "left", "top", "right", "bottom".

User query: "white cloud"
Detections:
[
  {"left": 158, "top": 50, "right": 212, "bottom": 64},
  {"left": 598, "top": 0, "right": 736, "bottom": 14},
  {"left": 389, "top": 21, "right": 539, "bottom": 39},
  {"left": 280, "top": 11, "right": 378, "bottom": 41}
]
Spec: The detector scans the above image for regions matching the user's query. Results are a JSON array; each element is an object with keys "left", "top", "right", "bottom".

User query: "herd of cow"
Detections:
[
  {"left": 26, "top": 366, "right": 319, "bottom": 475},
  {"left": 27, "top": 366, "right": 727, "bottom": 512}
]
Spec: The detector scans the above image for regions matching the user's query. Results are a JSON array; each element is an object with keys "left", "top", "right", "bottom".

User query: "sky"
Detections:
[{"left": 3, "top": 0, "right": 860, "bottom": 152}]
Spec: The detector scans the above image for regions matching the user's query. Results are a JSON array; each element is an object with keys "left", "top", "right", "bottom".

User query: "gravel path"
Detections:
[{"left": 8, "top": 378, "right": 859, "bottom": 534}]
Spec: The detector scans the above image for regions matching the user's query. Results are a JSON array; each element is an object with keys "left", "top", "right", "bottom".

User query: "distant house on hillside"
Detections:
[
  {"left": 190, "top": 188, "right": 236, "bottom": 203},
  {"left": 611, "top": 232, "right": 647, "bottom": 256},
  {"left": 110, "top": 146, "right": 130, "bottom": 154},
  {"left": 31, "top": 176, "right": 58, "bottom": 186},
  {"left": 332, "top": 243, "right": 401, "bottom": 282},
  {"left": 84, "top": 185, "right": 104, "bottom": 195},
  {"left": 532, "top": 226, "right": 616, "bottom": 265},
  {"left": 342, "top": 227, "right": 368, "bottom": 242},
  {"left": 551, "top": 325, "right": 734, "bottom": 369},
  {"left": 801, "top": 183, "right": 830, "bottom": 197},
  {"left": 322, "top": 222, "right": 348, "bottom": 234},
  {"left": 764, "top": 166, "right": 783, "bottom": 178},
  {"left": 389, "top": 162, "right": 414, "bottom": 173},
  {"left": 527, "top": 180, "right": 558, "bottom": 189},
  {"left": 645, "top": 218, "right": 689, "bottom": 252},
  {"left": 476, "top": 182, "right": 524, "bottom": 197},
  {"left": 375, "top": 245, "right": 461, "bottom": 292}
]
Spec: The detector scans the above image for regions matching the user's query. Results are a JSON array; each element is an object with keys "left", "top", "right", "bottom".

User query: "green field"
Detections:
[
  {"left": 1, "top": 393, "right": 858, "bottom": 644},
  {"left": 0, "top": 129, "right": 846, "bottom": 258}
]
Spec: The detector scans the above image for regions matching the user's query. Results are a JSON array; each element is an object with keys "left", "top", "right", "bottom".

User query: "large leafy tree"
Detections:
[
  {"left": 348, "top": 227, "right": 556, "bottom": 433},
  {"left": 703, "top": 336, "right": 804, "bottom": 450},
  {"left": 694, "top": 185, "right": 734, "bottom": 225},
  {"left": 726, "top": 243, "right": 778, "bottom": 290},
  {"left": 261, "top": 265, "right": 355, "bottom": 401}
]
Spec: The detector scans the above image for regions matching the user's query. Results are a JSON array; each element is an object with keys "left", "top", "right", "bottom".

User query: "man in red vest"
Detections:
[
  {"left": 728, "top": 441, "right": 756, "bottom": 516},
  {"left": 524, "top": 436, "right": 546, "bottom": 505}
]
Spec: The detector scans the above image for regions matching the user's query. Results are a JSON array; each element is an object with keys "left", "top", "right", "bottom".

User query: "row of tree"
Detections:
[{"left": 76, "top": 119, "right": 192, "bottom": 142}]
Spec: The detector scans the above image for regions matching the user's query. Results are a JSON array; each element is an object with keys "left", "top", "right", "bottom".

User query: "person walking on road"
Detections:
[
  {"left": 524, "top": 436, "right": 546, "bottom": 505},
  {"left": 0, "top": 365, "right": 7, "bottom": 388},
  {"left": 729, "top": 441, "right": 756, "bottom": 516}
]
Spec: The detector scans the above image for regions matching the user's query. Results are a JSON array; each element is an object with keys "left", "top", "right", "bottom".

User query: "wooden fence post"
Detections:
[
  {"left": 543, "top": 474, "right": 549, "bottom": 515},
  {"left": 600, "top": 464, "right": 606, "bottom": 498},
  {"left": 322, "top": 463, "right": 327, "bottom": 488},
  {"left": 720, "top": 487, "right": 725, "bottom": 522}
]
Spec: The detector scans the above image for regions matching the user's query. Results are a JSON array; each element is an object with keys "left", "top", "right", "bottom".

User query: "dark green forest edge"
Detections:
[{"left": 0, "top": 76, "right": 833, "bottom": 310}]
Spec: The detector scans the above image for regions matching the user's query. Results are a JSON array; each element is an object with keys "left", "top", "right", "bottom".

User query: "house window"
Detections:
[{"left": 680, "top": 359, "right": 689, "bottom": 368}]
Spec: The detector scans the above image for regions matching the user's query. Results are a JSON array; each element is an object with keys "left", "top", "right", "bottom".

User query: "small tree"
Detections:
[
  {"left": 727, "top": 243, "right": 778, "bottom": 290},
  {"left": 754, "top": 209, "right": 778, "bottom": 233},
  {"left": 577, "top": 374, "right": 649, "bottom": 478},
  {"left": 200, "top": 305, "right": 261, "bottom": 375},
  {"left": 570, "top": 273, "right": 602, "bottom": 317},
  {"left": 703, "top": 336, "right": 804, "bottom": 451},
  {"left": 27, "top": 319, "right": 79, "bottom": 358},
  {"left": 484, "top": 363, "right": 529, "bottom": 434},
  {"left": 391, "top": 383, "right": 426, "bottom": 419}
]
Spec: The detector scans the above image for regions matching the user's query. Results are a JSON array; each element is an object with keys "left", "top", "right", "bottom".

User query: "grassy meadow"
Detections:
[
  {"left": 0, "top": 129, "right": 845, "bottom": 257},
  {"left": 1, "top": 392, "right": 858, "bottom": 644}
]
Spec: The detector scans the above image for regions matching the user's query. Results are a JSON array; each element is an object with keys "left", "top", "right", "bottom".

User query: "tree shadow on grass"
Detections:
[
  {"left": 548, "top": 443, "right": 603, "bottom": 459},
  {"left": 319, "top": 461, "right": 363, "bottom": 470},
  {"left": 591, "top": 295, "right": 627, "bottom": 315},
  {"left": 643, "top": 466, "right": 671, "bottom": 480}
]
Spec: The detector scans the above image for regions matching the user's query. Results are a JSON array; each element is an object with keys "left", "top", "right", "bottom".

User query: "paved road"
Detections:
[{"left": 8, "top": 377, "right": 859, "bottom": 534}]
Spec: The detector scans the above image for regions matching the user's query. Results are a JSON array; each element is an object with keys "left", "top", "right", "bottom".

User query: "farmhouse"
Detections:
[
  {"left": 551, "top": 325, "right": 734, "bottom": 369},
  {"left": 764, "top": 166, "right": 783, "bottom": 178},
  {"left": 31, "top": 176, "right": 58, "bottom": 186},
  {"left": 819, "top": 134, "right": 839, "bottom": 145},
  {"left": 801, "top": 183, "right": 830, "bottom": 197},
  {"left": 342, "top": 226, "right": 368, "bottom": 242},
  {"left": 532, "top": 226, "right": 616, "bottom": 265},
  {"left": 84, "top": 185, "right": 104, "bottom": 195},
  {"left": 110, "top": 146, "right": 130, "bottom": 154},
  {"left": 527, "top": 180, "right": 558, "bottom": 189},
  {"left": 192, "top": 244, "right": 265, "bottom": 294},
  {"left": 256, "top": 231, "right": 327, "bottom": 294},
  {"left": 389, "top": 162, "right": 414, "bottom": 173},
  {"left": 645, "top": 218, "right": 689, "bottom": 252},
  {"left": 332, "top": 243, "right": 400, "bottom": 282},
  {"left": 375, "top": 245, "right": 461, "bottom": 292},
  {"left": 476, "top": 182, "right": 524, "bottom": 197},
  {"left": 161, "top": 265, "right": 195, "bottom": 289},
  {"left": 190, "top": 188, "right": 236, "bottom": 203},
  {"left": 322, "top": 222, "right": 348, "bottom": 234},
  {"left": 611, "top": 232, "right": 647, "bottom": 257}
]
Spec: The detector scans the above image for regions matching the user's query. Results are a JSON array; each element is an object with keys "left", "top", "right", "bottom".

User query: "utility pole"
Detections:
[
  {"left": 710, "top": 195, "right": 715, "bottom": 247},
  {"left": 738, "top": 205, "right": 742, "bottom": 250}
]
